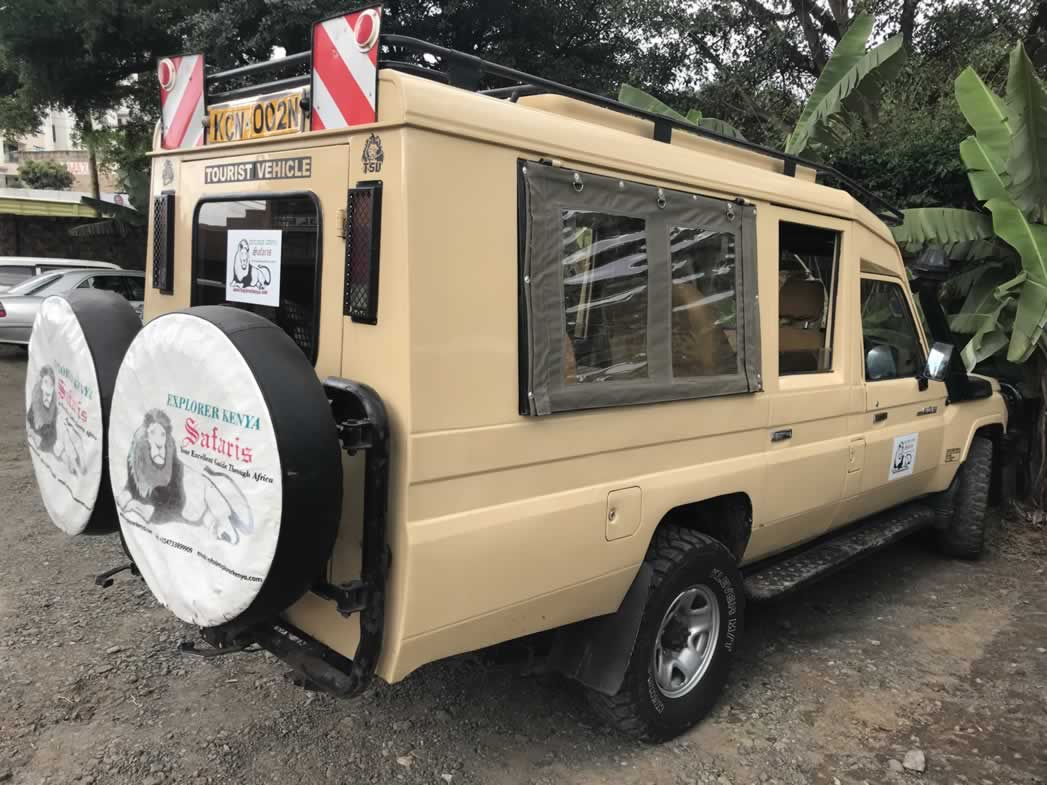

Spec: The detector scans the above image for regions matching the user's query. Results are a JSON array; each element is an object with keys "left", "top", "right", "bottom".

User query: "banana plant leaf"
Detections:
[
  {"left": 1005, "top": 43, "right": 1047, "bottom": 221},
  {"left": 892, "top": 207, "right": 995, "bottom": 248},
  {"left": 784, "top": 15, "right": 905, "bottom": 156},
  {"left": 616, "top": 85, "right": 747, "bottom": 141},
  {"left": 951, "top": 267, "right": 1020, "bottom": 369},
  {"left": 949, "top": 265, "right": 1015, "bottom": 333},
  {"left": 962, "top": 328, "right": 1011, "bottom": 369},
  {"left": 685, "top": 108, "right": 747, "bottom": 141},
  {"left": 618, "top": 84, "right": 687, "bottom": 122},
  {"left": 955, "top": 66, "right": 1011, "bottom": 164},
  {"left": 960, "top": 136, "right": 1012, "bottom": 202},
  {"left": 985, "top": 197, "right": 1047, "bottom": 361},
  {"left": 942, "top": 260, "right": 1008, "bottom": 300}
]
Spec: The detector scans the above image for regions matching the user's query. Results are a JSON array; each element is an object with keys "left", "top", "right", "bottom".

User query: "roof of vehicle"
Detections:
[
  {"left": 0, "top": 257, "right": 121, "bottom": 269},
  {"left": 167, "top": 67, "right": 897, "bottom": 249}
]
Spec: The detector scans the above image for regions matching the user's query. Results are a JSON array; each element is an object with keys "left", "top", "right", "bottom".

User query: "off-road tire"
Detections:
[
  {"left": 587, "top": 528, "right": 744, "bottom": 742},
  {"left": 937, "top": 435, "right": 993, "bottom": 559}
]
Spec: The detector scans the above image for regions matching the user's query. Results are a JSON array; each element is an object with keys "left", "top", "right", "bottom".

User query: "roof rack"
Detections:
[
  {"left": 198, "top": 34, "right": 903, "bottom": 225},
  {"left": 206, "top": 52, "right": 312, "bottom": 104},
  {"left": 381, "top": 35, "right": 903, "bottom": 225}
]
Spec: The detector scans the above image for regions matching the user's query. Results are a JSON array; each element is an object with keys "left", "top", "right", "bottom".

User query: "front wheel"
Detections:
[
  {"left": 936, "top": 435, "right": 993, "bottom": 559},
  {"left": 587, "top": 528, "right": 744, "bottom": 742}
]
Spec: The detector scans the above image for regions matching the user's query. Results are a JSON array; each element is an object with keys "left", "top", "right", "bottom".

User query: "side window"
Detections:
[
  {"left": 778, "top": 222, "right": 839, "bottom": 374},
  {"left": 670, "top": 227, "right": 738, "bottom": 377},
  {"left": 563, "top": 211, "right": 648, "bottom": 383},
  {"left": 521, "top": 161, "right": 759, "bottom": 415},
  {"left": 85, "top": 275, "right": 130, "bottom": 295},
  {"left": 124, "top": 275, "right": 145, "bottom": 301},
  {"left": 860, "top": 278, "right": 924, "bottom": 381}
]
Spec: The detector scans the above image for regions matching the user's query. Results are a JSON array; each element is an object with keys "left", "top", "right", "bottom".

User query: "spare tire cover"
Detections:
[
  {"left": 26, "top": 291, "right": 141, "bottom": 535},
  {"left": 107, "top": 306, "right": 342, "bottom": 628}
]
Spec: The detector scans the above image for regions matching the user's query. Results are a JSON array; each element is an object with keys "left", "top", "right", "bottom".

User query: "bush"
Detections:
[{"left": 17, "top": 159, "right": 74, "bottom": 190}]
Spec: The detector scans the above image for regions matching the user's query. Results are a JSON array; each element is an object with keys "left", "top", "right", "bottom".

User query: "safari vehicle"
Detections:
[{"left": 24, "top": 5, "right": 1009, "bottom": 742}]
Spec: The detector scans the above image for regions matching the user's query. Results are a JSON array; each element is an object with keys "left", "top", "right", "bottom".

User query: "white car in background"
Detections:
[
  {"left": 0, "top": 257, "right": 121, "bottom": 293},
  {"left": 0, "top": 269, "right": 145, "bottom": 347}
]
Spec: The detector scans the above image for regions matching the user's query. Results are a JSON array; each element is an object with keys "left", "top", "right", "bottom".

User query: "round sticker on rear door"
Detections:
[
  {"left": 108, "top": 313, "right": 283, "bottom": 627},
  {"left": 25, "top": 297, "right": 104, "bottom": 535}
]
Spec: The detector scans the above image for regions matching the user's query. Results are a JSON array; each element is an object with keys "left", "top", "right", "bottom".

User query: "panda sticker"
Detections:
[{"left": 889, "top": 433, "right": 918, "bottom": 480}]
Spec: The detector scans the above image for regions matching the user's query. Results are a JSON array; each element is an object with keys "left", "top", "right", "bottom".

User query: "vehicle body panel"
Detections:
[{"left": 143, "top": 69, "right": 1008, "bottom": 684}]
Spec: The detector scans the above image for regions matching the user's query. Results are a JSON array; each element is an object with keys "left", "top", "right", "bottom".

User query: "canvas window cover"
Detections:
[{"left": 521, "top": 161, "right": 760, "bottom": 415}]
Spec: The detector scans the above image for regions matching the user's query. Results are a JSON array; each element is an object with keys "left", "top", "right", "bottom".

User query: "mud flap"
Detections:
[{"left": 547, "top": 563, "right": 651, "bottom": 696}]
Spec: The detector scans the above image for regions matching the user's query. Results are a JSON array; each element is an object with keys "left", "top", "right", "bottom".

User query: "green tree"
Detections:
[
  {"left": 16, "top": 159, "right": 75, "bottom": 190},
  {"left": 0, "top": 0, "right": 193, "bottom": 198},
  {"left": 618, "top": 14, "right": 905, "bottom": 160}
]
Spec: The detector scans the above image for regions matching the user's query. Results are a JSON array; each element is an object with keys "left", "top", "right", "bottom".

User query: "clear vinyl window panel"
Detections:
[
  {"left": 669, "top": 227, "right": 738, "bottom": 377},
  {"left": 562, "top": 211, "right": 648, "bottom": 384}
]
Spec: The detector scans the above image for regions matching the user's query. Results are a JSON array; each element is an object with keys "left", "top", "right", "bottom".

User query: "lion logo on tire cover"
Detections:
[
  {"left": 116, "top": 409, "right": 254, "bottom": 544},
  {"left": 26, "top": 365, "right": 89, "bottom": 489}
]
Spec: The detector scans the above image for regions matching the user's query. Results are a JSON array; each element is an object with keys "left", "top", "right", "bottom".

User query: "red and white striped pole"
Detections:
[
  {"left": 310, "top": 6, "right": 381, "bottom": 131},
  {"left": 158, "top": 55, "right": 206, "bottom": 149}
]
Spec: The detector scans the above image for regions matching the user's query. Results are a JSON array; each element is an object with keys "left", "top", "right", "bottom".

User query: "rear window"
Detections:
[
  {"left": 0, "top": 265, "right": 34, "bottom": 288},
  {"left": 193, "top": 195, "right": 321, "bottom": 361}
]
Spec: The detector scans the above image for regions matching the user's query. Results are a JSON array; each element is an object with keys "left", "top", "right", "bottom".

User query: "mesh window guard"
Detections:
[
  {"left": 152, "top": 192, "right": 176, "bottom": 293},
  {"left": 344, "top": 182, "right": 383, "bottom": 324}
]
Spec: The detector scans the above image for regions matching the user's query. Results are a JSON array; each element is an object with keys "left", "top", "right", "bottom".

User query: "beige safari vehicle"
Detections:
[{"left": 24, "top": 7, "right": 1009, "bottom": 742}]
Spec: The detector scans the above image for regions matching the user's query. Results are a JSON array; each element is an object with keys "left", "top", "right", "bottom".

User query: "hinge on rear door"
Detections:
[
  {"left": 333, "top": 417, "right": 375, "bottom": 454},
  {"left": 312, "top": 580, "right": 372, "bottom": 617}
]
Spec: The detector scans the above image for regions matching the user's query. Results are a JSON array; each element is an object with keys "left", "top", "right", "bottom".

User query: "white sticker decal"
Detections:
[
  {"left": 889, "top": 433, "right": 919, "bottom": 480},
  {"left": 108, "top": 314, "right": 282, "bottom": 627},
  {"left": 226, "top": 229, "right": 281, "bottom": 307},
  {"left": 25, "top": 298, "right": 105, "bottom": 534}
]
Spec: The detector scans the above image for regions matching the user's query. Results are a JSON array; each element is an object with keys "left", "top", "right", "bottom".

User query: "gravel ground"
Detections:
[{"left": 2, "top": 342, "right": 1046, "bottom": 785}]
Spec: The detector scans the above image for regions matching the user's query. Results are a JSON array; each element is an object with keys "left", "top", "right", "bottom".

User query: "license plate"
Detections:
[{"left": 208, "top": 91, "right": 305, "bottom": 144}]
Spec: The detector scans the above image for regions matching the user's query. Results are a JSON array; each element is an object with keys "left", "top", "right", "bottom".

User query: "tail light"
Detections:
[
  {"left": 343, "top": 181, "right": 383, "bottom": 324},
  {"left": 0, "top": 302, "right": 6, "bottom": 318}
]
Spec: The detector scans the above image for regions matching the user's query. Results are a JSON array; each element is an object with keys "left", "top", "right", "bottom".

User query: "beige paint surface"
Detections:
[{"left": 144, "top": 70, "right": 1007, "bottom": 683}]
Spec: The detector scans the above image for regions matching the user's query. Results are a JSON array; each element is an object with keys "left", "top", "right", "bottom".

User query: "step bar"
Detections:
[{"left": 743, "top": 503, "right": 936, "bottom": 601}]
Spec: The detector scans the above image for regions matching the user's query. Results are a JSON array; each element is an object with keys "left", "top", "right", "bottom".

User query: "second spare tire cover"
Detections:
[
  {"left": 107, "top": 306, "right": 343, "bottom": 628},
  {"left": 26, "top": 291, "right": 141, "bottom": 536}
]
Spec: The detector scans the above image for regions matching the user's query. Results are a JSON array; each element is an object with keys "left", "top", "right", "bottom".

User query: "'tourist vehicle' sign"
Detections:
[{"left": 204, "top": 157, "right": 313, "bottom": 184}]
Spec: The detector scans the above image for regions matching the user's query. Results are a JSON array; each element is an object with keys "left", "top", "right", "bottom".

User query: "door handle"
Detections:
[
  {"left": 874, "top": 412, "right": 888, "bottom": 423},
  {"left": 771, "top": 428, "right": 793, "bottom": 442},
  {"left": 916, "top": 405, "right": 938, "bottom": 416}
]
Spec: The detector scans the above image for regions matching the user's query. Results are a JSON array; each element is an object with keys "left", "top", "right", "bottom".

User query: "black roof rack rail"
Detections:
[
  {"left": 381, "top": 34, "right": 904, "bottom": 225},
  {"left": 206, "top": 51, "right": 311, "bottom": 104}
]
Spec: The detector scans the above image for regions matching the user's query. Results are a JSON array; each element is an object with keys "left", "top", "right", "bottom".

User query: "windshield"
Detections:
[{"left": 6, "top": 271, "right": 70, "bottom": 295}]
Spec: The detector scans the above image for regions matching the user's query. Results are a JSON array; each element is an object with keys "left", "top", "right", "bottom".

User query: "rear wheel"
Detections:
[
  {"left": 937, "top": 435, "right": 993, "bottom": 559},
  {"left": 587, "top": 528, "right": 743, "bottom": 742}
]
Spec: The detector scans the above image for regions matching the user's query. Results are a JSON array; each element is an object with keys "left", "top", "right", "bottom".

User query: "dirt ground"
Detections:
[{"left": 1, "top": 343, "right": 1046, "bottom": 785}]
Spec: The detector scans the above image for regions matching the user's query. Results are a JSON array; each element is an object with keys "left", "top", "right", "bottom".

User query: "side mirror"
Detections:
[
  {"left": 924, "top": 341, "right": 954, "bottom": 382},
  {"left": 866, "top": 344, "right": 897, "bottom": 381}
]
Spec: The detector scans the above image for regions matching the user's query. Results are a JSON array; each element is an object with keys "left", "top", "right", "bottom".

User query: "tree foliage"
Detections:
[
  {"left": 893, "top": 41, "right": 1047, "bottom": 370},
  {"left": 16, "top": 159, "right": 75, "bottom": 190}
]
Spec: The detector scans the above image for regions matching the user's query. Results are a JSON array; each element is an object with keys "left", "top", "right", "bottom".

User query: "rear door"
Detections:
[{"left": 843, "top": 273, "right": 946, "bottom": 520}]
